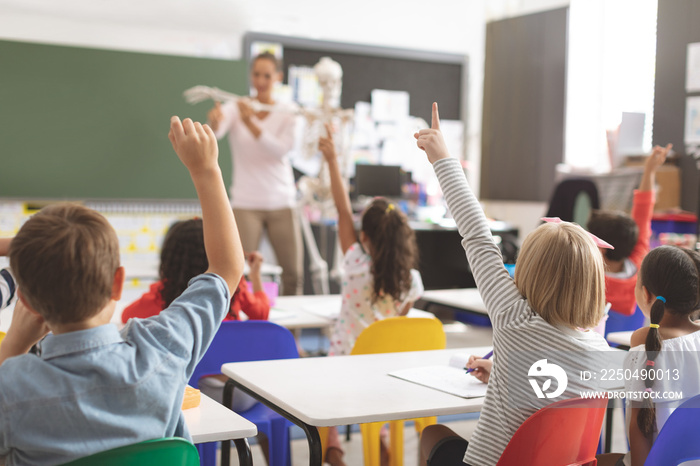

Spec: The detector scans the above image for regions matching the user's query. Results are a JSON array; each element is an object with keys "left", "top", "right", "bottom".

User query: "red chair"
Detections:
[{"left": 496, "top": 397, "right": 608, "bottom": 466}]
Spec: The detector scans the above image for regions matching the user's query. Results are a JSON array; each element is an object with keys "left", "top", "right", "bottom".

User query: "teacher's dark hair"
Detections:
[
  {"left": 253, "top": 52, "right": 283, "bottom": 72},
  {"left": 361, "top": 197, "right": 417, "bottom": 305}
]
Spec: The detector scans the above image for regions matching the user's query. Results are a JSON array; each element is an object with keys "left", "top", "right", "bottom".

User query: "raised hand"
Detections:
[
  {"left": 639, "top": 143, "right": 672, "bottom": 192},
  {"left": 246, "top": 251, "right": 264, "bottom": 275},
  {"left": 318, "top": 123, "right": 337, "bottom": 162},
  {"left": 413, "top": 102, "right": 450, "bottom": 164},
  {"left": 207, "top": 102, "right": 224, "bottom": 132},
  {"left": 645, "top": 143, "right": 672, "bottom": 174},
  {"left": 168, "top": 117, "right": 219, "bottom": 177}
]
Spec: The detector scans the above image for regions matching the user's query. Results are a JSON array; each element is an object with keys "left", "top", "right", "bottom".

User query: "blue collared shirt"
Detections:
[{"left": 0, "top": 273, "right": 230, "bottom": 465}]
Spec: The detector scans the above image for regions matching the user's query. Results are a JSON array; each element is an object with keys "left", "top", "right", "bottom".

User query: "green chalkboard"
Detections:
[{"left": 0, "top": 40, "right": 248, "bottom": 199}]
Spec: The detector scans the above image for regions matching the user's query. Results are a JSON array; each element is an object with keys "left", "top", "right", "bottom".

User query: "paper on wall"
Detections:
[{"left": 687, "top": 43, "right": 700, "bottom": 92}]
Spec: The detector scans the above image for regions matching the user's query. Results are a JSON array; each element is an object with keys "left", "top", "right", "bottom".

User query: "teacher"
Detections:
[{"left": 208, "top": 52, "right": 302, "bottom": 295}]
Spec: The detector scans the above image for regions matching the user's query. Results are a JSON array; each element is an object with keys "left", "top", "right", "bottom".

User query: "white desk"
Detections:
[
  {"left": 268, "top": 295, "right": 336, "bottom": 330},
  {"left": 273, "top": 294, "right": 436, "bottom": 326},
  {"left": 419, "top": 288, "right": 488, "bottom": 315},
  {"left": 184, "top": 391, "right": 257, "bottom": 444},
  {"left": 184, "top": 390, "right": 257, "bottom": 466},
  {"left": 273, "top": 294, "right": 342, "bottom": 320},
  {"left": 606, "top": 331, "right": 633, "bottom": 349},
  {"left": 221, "top": 347, "right": 488, "bottom": 466}
]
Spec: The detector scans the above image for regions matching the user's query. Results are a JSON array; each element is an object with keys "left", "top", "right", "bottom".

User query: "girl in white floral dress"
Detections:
[{"left": 318, "top": 124, "right": 424, "bottom": 465}]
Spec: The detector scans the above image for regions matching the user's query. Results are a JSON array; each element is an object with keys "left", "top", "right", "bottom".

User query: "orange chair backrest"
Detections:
[
  {"left": 350, "top": 317, "right": 446, "bottom": 355},
  {"left": 496, "top": 396, "right": 608, "bottom": 466}
]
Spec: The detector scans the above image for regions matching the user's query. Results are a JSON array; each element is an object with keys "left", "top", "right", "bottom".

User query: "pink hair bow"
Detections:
[{"left": 541, "top": 217, "right": 614, "bottom": 249}]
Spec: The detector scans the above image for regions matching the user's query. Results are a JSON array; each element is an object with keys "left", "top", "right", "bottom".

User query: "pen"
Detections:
[{"left": 466, "top": 350, "right": 493, "bottom": 373}]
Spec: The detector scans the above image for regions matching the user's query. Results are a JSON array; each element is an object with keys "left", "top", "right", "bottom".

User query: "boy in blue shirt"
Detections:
[{"left": 0, "top": 117, "right": 244, "bottom": 465}]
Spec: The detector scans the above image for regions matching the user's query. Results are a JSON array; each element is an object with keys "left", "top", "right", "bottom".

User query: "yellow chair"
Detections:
[{"left": 347, "top": 316, "right": 446, "bottom": 466}]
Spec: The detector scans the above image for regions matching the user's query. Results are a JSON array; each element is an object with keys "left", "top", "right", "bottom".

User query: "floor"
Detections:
[{"left": 222, "top": 319, "right": 630, "bottom": 465}]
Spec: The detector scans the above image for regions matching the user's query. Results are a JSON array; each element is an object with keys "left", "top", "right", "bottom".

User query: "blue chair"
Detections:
[
  {"left": 605, "top": 305, "right": 646, "bottom": 338},
  {"left": 189, "top": 321, "right": 299, "bottom": 466},
  {"left": 645, "top": 393, "right": 700, "bottom": 465}
]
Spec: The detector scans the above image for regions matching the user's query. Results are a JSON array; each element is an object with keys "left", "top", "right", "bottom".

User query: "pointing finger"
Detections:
[
  {"left": 324, "top": 122, "right": 334, "bottom": 139},
  {"left": 431, "top": 102, "right": 440, "bottom": 130}
]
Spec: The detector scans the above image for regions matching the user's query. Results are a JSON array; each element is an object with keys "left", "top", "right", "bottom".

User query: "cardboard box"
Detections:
[{"left": 624, "top": 157, "right": 680, "bottom": 211}]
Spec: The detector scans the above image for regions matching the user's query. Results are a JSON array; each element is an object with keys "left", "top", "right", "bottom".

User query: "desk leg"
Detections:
[
  {"left": 222, "top": 380, "right": 235, "bottom": 466},
  {"left": 234, "top": 438, "right": 253, "bottom": 466},
  {"left": 224, "top": 378, "right": 324, "bottom": 466},
  {"left": 605, "top": 398, "right": 615, "bottom": 453}
]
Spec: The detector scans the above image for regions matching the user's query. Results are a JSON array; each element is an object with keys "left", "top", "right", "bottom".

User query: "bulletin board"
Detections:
[{"left": 243, "top": 33, "right": 467, "bottom": 125}]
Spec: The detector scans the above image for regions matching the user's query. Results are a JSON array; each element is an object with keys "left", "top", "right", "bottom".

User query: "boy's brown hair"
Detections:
[{"left": 9, "top": 203, "right": 120, "bottom": 325}]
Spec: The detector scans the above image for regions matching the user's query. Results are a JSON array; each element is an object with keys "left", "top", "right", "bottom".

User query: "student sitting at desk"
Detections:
[
  {"left": 121, "top": 219, "right": 268, "bottom": 415},
  {"left": 319, "top": 124, "right": 424, "bottom": 466},
  {"left": 587, "top": 143, "right": 671, "bottom": 317},
  {"left": 597, "top": 246, "right": 700, "bottom": 466},
  {"left": 416, "top": 103, "right": 610, "bottom": 466},
  {"left": 0, "top": 116, "right": 244, "bottom": 464},
  {"left": 122, "top": 218, "right": 270, "bottom": 323}
]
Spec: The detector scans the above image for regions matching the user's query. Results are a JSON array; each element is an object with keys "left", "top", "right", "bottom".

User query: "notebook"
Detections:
[{"left": 389, "top": 353, "right": 489, "bottom": 398}]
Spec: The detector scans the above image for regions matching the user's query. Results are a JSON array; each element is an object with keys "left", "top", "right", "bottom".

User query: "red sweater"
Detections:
[
  {"left": 606, "top": 190, "right": 655, "bottom": 316},
  {"left": 121, "top": 276, "right": 270, "bottom": 323}
]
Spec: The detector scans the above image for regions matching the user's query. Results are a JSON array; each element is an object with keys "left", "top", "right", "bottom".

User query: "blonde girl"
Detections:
[{"left": 416, "top": 103, "right": 610, "bottom": 466}]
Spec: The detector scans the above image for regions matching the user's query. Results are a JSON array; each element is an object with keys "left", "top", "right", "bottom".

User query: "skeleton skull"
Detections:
[{"left": 314, "top": 57, "right": 343, "bottom": 110}]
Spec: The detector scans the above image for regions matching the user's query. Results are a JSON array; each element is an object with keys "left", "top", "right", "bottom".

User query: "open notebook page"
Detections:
[{"left": 388, "top": 353, "right": 489, "bottom": 398}]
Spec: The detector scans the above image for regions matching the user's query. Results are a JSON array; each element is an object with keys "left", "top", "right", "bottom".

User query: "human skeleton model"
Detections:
[{"left": 184, "top": 57, "right": 353, "bottom": 294}]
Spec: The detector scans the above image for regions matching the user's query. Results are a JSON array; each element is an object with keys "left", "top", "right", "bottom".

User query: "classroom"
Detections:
[{"left": 1, "top": 0, "right": 699, "bottom": 465}]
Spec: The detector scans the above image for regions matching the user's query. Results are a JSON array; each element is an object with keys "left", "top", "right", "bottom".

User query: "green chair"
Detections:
[{"left": 62, "top": 438, "right": 199, "bottom": 466}]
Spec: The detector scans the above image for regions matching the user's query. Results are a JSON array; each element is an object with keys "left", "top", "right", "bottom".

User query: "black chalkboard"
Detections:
[{"left": 0, "top": 40, "right": 248, "bottom": 199}]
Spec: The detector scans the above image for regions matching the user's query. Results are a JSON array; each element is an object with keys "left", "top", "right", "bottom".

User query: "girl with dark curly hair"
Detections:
[{"left": 122, "top": 218, "right": 270, "bottom": 322}]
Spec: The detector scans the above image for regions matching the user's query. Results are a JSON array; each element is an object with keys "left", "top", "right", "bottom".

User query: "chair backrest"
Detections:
[
  {"left": 496, "top": 397, "right": 608, "bottom": 466},
  {"left": 644, "top": 393, "right": 700, "bottom": 466},
  {"left": 604, "top": 305, "right": 646, "bottom": 336},
  {"left": 350, "top": 317, "right": 446, "bottom": 355},
  {"left": 545, "top": 178, "right": 600, "bottom": 226},
  {"left": 189, "top": 320, "right": 299, "bottom": 388},
  {"left": 62, "top": 438, "right": 199, "bottom": 466}
]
